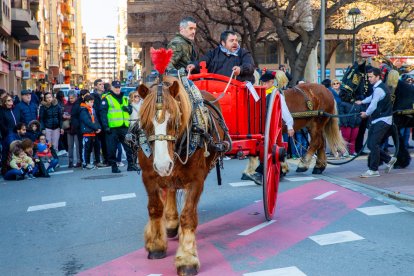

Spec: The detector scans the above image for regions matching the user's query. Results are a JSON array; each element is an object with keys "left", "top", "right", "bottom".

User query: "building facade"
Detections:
[{"left": 88, "top": 36, "right": 117, "bottom": 83}]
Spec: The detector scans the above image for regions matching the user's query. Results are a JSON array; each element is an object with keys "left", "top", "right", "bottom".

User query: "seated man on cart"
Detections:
[{"left": 187, "top": 30, "right": 255, "bottom": 83}]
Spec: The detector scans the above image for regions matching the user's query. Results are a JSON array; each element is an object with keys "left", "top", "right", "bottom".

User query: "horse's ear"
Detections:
[
  {"left": 138, "top": 84, "right": 149, "bottom": 99},
  {"left": 169, "top": 81, "right": 180, "bottom": 98}
]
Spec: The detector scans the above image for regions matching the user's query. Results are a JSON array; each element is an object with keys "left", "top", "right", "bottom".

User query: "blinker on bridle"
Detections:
[{"left": 156, "top": 75, "right": 165, "bottom": 124}]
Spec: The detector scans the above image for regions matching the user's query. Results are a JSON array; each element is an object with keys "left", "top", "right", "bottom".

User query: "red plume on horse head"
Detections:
[{"left": 150, "top": 47, "right": 173, "bottom": 75}]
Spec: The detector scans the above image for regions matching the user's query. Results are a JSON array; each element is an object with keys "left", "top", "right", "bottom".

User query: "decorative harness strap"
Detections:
[
  {"left": 178, "top": 69, "right": 210, "bottom": 156},
  {"left": 293, "top": 86, "right": 314, "bottom": 110}
]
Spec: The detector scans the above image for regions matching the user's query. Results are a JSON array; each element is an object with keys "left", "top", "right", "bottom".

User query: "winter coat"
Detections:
[
  {"left": 15, "top": 101, "right": 38, "bottom": 125},
  {"left": 27, "top": 120, "right": 42, "bottom": 141},
  {"left": 328, "top": 87, "right": 342, "bottom": 106},
  {"left": 63, "top": 101, "right": 77, "bottom": 135},
  {"left": 92, "top": 90, "right": 104, "bottom": 124},
  {"left": 39, "top": 99, "right": 62, "bottom": 130},
  {"left": 193, "top": 46, "right": 255, "bottom": 83},
  {"left": 10, "top": 153, "right": 34, "bottom": 170},
  {"left": 338, "top": 101, "right": 363, "bottom": 128},
  {"left": 70, "top": 98, "right": 82, "bottom": 134},
  {"left": 0, "top": 107, "right": 20, "bottom": 138},
  {"left": 167, "top": 33, "right": 198, "bottom": 70},
  {"left": 79, "top": 103, "right": 101, "bottom": 136}
]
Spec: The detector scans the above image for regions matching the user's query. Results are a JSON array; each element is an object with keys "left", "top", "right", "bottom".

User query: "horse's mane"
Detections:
[{"left": 139, "top": 75, "right": 192, "bottom": 137}]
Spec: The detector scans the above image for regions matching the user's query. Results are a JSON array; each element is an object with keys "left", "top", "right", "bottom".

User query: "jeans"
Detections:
[
  {"left": 340, "top": 127, "right": 359, "bottom": 154},
  {"left": 4, "top": 166, "right": 39, "bottom": 180},
  {"left": 45, "top": 128, "right": 61, "bottom": 151},
  {"left": 67, "top": 133, "right": 79, "bottom": 164},
  {"left": 116, "top": 143, "right": 123, "bottom": 162},
  {"left": 367, "top": 121, "right": 392, "bottom": 171},
  {"left": 291, "top": 131, "right": 308, "bottom": 157}
]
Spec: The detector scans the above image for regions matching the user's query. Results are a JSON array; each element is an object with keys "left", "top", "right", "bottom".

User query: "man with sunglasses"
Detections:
[{"left": 100, "top": 81, "right": 138, "bottom": 173}]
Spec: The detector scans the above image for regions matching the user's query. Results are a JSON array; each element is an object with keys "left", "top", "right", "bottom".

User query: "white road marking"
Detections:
[
  {"left": 27, "top": 202, "right": 66, "bottom": 212},
  {"left": 284, "top": 176, "right": 316, "bottom": 182},
  {"left": 314, "top": 191, "right": 337, "bottom": 200},
  {"left": 229, "top": 181, "right": 256, "bottom": 187},
  {"left": 244, "top": 266, "right": 307, "bottom": 276},
  {"left": 147, "top": 274, "right": 162, "bottom": 276},
  {"left": 254, "top": 200, "right": 262, "bottom": 203},
  {"left": 97, "top": 166, "right": 111, "bottom": 170},
  {"left": 102, "top": 193, "right": 136, "bottom": 202},
  {"left": 49, "top": 170, "right": 74, "bottom": 175},
  {"left": 401, "top": 206, "right": 414, "bottom": 213},
  {"left": 238, "top": 220, "right": 276, "bottom": 236},
  {"left": 309, "top": 230, "right": 364, "bottom": 246},
  {"left": 357, "top": 205, "right": 405, "bottom": 216}
]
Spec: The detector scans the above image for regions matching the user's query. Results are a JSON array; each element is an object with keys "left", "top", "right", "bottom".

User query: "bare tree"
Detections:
[{"left": 180, "top": 0, "right": 414, "bottom": 84}]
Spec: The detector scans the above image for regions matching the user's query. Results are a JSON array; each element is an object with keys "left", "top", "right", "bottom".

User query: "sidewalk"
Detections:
[{"left": 287, "top": 150, "right": 414, "bottom": 204}]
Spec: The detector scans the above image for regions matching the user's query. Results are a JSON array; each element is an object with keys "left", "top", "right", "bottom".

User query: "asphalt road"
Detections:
[{"left": 1, "top": 157, "right": 413, "bottom": 276}]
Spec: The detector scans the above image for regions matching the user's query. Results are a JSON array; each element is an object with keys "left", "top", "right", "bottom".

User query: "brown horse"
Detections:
[
  {"left": 135, "top": 75, "right": 225, "bottom": 276},
  {"left": 284, "top": 83, "right": 347, "bottom": 173}
]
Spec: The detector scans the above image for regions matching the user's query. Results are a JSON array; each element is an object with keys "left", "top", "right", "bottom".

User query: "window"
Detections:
[{"left": 255, "top": 42, "right": 278, "bottom": 65}]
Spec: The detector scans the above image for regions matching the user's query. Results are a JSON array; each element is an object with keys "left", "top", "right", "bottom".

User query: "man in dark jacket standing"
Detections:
[
  {"left": 91, "top": 78, "right": 108, "bottom": 167},
  {"left": 15, "top": 90, "right": 38, "bottom": 125},
  {"left": 167, "top": 17, "right": 198, "bottom": 70},
  {"left": 187, "top": 30, "right": 255, "bottom": 83},
  {"left": 100, "top": 81, "right": 137, "bottom": 173}
]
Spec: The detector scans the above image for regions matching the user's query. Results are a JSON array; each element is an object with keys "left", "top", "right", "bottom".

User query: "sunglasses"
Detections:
[{"left": 333, "top": 82, "right": 340, "bottom": 85}]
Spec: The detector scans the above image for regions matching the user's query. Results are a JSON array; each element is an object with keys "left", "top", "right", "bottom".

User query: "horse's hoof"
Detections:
[
  {"left": 296, "top": 167, "right": 308, "bottom": 173},
  {"left": 312, "top": 167, "right": 325, "bottom": 174},
  {"left": 177, "top": 265, "right": 199, "bottom": 276},
  {"left": 147, "top": 250, "right": 166, "bottom": 259},
  {"left": 167, "top": 227, "right": 178, "bottom": 238}
]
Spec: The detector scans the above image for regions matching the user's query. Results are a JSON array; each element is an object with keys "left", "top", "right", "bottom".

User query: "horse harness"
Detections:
[{"left": 126, "top": 73, "right": 231, "bottom": 168}]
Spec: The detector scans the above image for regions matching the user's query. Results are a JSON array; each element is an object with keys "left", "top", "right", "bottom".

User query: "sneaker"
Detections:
[
  {"left": 360, "top": 170, "right": 380, "bottom": 178},
  {"left": 27, "top": 174, "right": 36, "bottom": 179},
  {"left": 83, "top": 164, "right": 96, "bottom": 170},
  {"left": 117, "top": 162, "right": 125, "bottom": 167},
  {"left": 385, "top": 157, "right": 397, "bottom": 174},
  {"left": 243, "top": 172, "right": 262, "bottom": 185},
  {"left": 68, "top": 163, "right": 73, "bottom": 168},
  {"left": 112, "top": 165, "right": 121, "bottom": 173},
  {"left": 57, "top": 150, "right": 67, "bottom": 156},
  {"left": 95, "top": 162, "right": 109, "bottom": 168},
  {"left": 223, "top": 156, "right": 231, "bottom": 161},
  {"left": 127, "top": 164, "right": 139, "bottom": 171},
  {"left": 74, "top": 162, "right": 82, "bottom": 168}
]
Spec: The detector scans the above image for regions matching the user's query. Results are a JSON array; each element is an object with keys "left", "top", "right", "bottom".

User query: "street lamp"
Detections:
[{"left": 348, "top": 7, "right": 361, "bottom": 64}]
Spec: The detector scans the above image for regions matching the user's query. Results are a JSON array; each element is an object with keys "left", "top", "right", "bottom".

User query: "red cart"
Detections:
[{"left": 189, "top": 62, "right": 287, "bottom": 220}]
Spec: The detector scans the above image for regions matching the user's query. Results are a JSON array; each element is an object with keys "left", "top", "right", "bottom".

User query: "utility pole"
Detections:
[{"left": 320, "top": 0, "right": 325, "bottom": 82}]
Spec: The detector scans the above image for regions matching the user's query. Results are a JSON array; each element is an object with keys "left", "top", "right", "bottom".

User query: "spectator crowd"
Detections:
[{"left": 0, "top": 79, "right": 141, "bottom": 181}]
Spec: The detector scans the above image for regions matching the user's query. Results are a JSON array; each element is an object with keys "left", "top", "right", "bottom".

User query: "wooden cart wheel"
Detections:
[{"left": 263, "top": 91, "right": 285, "bottom": 221}]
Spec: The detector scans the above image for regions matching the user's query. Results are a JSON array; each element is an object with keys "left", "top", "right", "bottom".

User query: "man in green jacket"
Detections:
[{"left": 167, "top": 17, "right": 198, "bottom": 70}]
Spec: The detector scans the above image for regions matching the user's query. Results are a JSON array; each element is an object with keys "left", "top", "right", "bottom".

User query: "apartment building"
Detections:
[{"left": 88, "top": 36, "right": 117, "bottom": 83}]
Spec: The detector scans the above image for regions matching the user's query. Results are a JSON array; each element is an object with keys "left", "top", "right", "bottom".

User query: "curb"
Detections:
[{"left": 319, "top": 174, "right": 414, "bottom": 206}]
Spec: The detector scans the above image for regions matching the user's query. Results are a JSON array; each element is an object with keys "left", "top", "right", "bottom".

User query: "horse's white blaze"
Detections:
[{"left": 153, "top": 113, "right": 174, "bottom": 177}]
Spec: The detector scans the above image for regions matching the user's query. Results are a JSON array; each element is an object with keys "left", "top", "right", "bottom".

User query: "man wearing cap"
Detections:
[
  {"left": 100, "top": 81, "right": 138, "bottom": 173},
  {"left": 242, "top": 72, "right": 295, "bottom": 184},
  {"left": 15, "top": 90, "right": 38, "bottom": 126}
]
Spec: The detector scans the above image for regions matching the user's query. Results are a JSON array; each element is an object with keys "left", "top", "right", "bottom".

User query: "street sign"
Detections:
[{"left": 361, "top": 43, "right": 378, "bottom": 57}]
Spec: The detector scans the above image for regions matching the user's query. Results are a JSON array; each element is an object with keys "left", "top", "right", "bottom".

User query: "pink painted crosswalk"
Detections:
[{"left": 78, "top": 180, "right": 369, "bottom": 275}]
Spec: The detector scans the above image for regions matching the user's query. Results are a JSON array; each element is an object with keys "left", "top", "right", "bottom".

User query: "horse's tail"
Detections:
[{"left": 324, "top": 104, "right": 348, "bottom": 154}]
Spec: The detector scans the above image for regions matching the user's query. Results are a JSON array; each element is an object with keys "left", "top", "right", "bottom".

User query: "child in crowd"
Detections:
[
  {"left": 21, "top": 138, "right": 49, "bottom": 178},
  {"left": 35, "top": 134, "right": 59, "bottom": 173},
  {"left": 27, "top": 120, "right": 42, "bottom": 142},
  {"left": 9, "top": 146, "right": 37, "bottom": 179},
  {"left": 79, "top": 95, "right": 101, "bottom": 169}
]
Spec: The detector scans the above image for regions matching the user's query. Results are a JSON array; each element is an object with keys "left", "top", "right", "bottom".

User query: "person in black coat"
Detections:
[
  {"left": 0, "top": 94, "right": 20, "bottom": 139},
  {"left": 188, "top": 30, "right": 255, "bottom": 83},
  {"left": 38, "top": 92, "right": 63, "bottom": 152},
  {"left": 70, "top": 89, "right": 90, "bottom": 165}
]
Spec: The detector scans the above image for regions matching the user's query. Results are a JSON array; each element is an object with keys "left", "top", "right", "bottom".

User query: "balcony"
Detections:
[
  {"left": 61, "top": 2, "right": 69, "bottom": 14},
  {"left": 62, "top": 37, "right": 71, "bottom": 44},
  {"left": 65, "top": 69, "right": 72, "bottom": 77},
  {"left": 63, "top": 52, "right": 71, "bottom": 61},
  {"left": 11, "top": 8, "right": 40, "bottom": 42}
]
